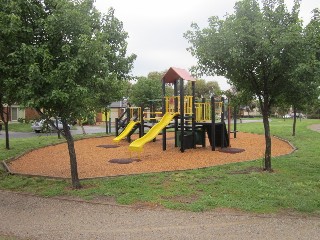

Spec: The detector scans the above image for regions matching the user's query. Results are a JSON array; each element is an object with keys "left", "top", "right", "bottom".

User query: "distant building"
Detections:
[
  {"left": 2, "top": 100, "right": 128, "bottom": 124},
  {"left": 96, "top": 100, "right": 128, "bottom": 124},
  {"left": 0, "top": 105, "right": 39, "bottom": 122}
]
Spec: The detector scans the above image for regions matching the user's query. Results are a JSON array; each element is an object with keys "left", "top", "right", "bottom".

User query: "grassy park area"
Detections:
[
  {"left": 0, "top": 118, "right": 319, "bottom": 214},
  {"left": 4, "top": 123, "right": 32, "bottom": 133}
]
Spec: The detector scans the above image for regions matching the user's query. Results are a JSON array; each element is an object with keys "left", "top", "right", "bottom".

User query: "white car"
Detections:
[
  {"left": 283, "top": 114, "right": 292, "bottom": 119},
  {"left": 31, "top": 119, "right": 70, "bottom": 133}
]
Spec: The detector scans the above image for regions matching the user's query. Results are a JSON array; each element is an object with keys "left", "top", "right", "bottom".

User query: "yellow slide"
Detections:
[
  {"left": 129, "top": 112, "right": 178, "bottom": 152},
  {"left": 113, "top": 121, "right": 139, "bottom": 143}
]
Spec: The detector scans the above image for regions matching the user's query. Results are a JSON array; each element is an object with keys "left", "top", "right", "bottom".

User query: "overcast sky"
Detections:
[{"left": 94, "top": 0, "right": 319, "bottom": 90}]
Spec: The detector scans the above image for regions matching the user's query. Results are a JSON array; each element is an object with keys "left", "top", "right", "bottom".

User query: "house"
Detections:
[
  {"left": 2, "top": 101, "right": 127, "bottom": 124},
  {"left": 0, "top": 105, "right": 39, "bottom": 122},
  {"left": 96, "top": 100, "right": 128, "bottom": 124}
]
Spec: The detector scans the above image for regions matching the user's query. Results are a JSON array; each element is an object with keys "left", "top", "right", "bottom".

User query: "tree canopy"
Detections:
[
  {"left": 129, "top": 71, "right": 174, "bottom": 108},
  {"left": 185, "top": 79, "right": 221, "bottom": 99},
  {"left": 1, "top": 0, "right": 136, "bottom": 188},
  {"left": 0, "top": 0, "right": 43, "bottom": 148},
  {"left": 185, "top": 0, "right": 311, "bottom": 171}
]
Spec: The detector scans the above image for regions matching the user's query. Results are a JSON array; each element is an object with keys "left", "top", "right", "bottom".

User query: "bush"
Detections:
[
  {"left": 306, "top": 114, "right": 320, "bottom": 119},
  {"left": 17, "top": 118, "right": 30, "bottom": 124}
]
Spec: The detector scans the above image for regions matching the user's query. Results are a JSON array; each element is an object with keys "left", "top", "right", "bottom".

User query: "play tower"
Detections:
[{"left": 114, "top": 67, "right": 229, "bottom": 153}]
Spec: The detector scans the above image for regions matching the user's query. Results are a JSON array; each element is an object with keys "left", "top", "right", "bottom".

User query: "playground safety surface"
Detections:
[{"left": 7, "top": 132, "right": 294, "bottom": 179}]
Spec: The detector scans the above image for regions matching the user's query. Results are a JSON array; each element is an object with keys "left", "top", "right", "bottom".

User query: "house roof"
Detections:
[
  {"left": 109, "top": 100, "right": 128, "bottom": 108},
  {"left": 162, "top": 67, "right": 196, "bottom": 83}
]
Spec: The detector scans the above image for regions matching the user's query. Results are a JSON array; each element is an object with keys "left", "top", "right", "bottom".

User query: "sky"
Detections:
[{"left": 94, "top": 0, "right": 319, "bottom": 90}]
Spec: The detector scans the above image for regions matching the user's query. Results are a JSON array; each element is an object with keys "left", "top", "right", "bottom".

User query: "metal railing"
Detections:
[
  {"left": 165, "top": 96, "right": 193, "bottom": 115},
  {"left": 194, "top": 101, "right": 222, "bottom": 122}
]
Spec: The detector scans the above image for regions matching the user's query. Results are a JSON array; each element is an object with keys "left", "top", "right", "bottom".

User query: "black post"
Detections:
[
  {"left": 202, "top": 97, "right": 205, "bottom": 121},
  {"left": 233, "top": 106, "right": 237, "bottom": 138},
  {"left": 192, "top": 81, "right": 196, "bottom": 148},
  {"left": 115, "top": 118, "right": 119, "bottom": 136},
  {"left": 162, "top": 78, "right": 167, "bottom": 151},
  {"left": 180, "top": 78, "right": 185, "bottom": 153},
  {"left": 140, "top": 105, "right": 144, "bottom": 138},
  {"left": 201, "top": 97, "right": 206, "bottom": 147},
  {"left": 221, "top": 97, "right": 225, "bottom": 148},
  {"left": 174, "top": 80, "right": 178, "bottom": 147},
  {"left": 227, "top": 99, "right": 231, "bottom": 147},
  {"left": 126, "top": 108, "right": 131, "bottom": 142},
  {"left": 211, "top": 96, "right": 215, "bottom": 151},
  {"left": 4, "top": 107, "right": 10, "bottom": 149}
]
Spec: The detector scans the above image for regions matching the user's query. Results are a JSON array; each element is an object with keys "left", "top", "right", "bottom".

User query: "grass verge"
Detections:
[
  {"left": 5, "top": 123, "right": 32, "bottom": 133},
  {"left": 0, "top": 119, "right": 319, "bottom": 214}
]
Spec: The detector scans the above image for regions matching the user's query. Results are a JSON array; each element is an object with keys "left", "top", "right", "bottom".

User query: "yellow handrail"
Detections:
[
  {"left": 129, "top": 107, "right": 141, "bottom": 122},
  {"left": 165, "top": 96, "right": 193, "bottom": 115},
  {"left": 194, "top": 101, "right": 223, "bottom": 122}
]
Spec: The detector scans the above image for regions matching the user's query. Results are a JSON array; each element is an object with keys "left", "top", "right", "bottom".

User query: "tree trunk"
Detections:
[
  {"left": 0, "top": 99, "right": 9, "bottom": 149},
  {"left": 62, "top": 119, "right": 82, "bottom": 189},
  {"left": 34, "top": 109, "right": 81, "bottom": 188},
  {"left": 292, "top": 106, "right": 297, "bottom": 136},
  {"left": 4, "top": 121, "right": 9, "bottom": 150},
  {"left": 55, "top": 118, "right": 61, "bottom": 139},
  {"left": 0, "top": 105, "right": 10, "bottom": 150},
  {"left": 79, "top": 119, "right": 86, "bottom": 135},
  {"left": 34, "top": 108, "right": 66, "bottom": 138},
  {"left": 261, "top": 105, "right": 272, "bottom": 172}
]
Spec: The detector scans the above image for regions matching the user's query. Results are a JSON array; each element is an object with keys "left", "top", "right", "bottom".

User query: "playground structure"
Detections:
[{"left": 114, "top": 67, "right": 234, "bottom": 153}]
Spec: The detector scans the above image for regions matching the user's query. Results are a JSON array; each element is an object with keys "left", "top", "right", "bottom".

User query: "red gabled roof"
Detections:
[{"left": 162, "top": 67, "right": 196, "bottom": 83}]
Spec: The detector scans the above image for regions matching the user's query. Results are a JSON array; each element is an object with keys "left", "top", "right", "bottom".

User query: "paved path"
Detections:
[
  {"left": 308, "top": 124, "right": 320, "bottom": 132},
  {"left": 0, "top": 190, "right": 319, "bottom": 240}
]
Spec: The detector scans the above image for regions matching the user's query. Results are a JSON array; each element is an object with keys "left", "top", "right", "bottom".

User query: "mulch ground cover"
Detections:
[{"left": 7, "top": 132, "right": 294, "bottom": 179}]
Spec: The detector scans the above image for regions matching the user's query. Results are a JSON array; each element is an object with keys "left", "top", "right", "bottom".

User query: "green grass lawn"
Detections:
[
  {"left": 0, "top": 118, "right": 319, "bottom": 214},
  {"left": 5, "top": 123, "right": 33, "bottom": 132}
]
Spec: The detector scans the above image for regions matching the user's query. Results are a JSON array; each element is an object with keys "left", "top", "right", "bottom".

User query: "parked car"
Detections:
[
  {"left": 31, "top": 119, "right": 70, "bottom": 133},
  {"left": 283, "top": 114, "right": 292, "bottom": 119}
]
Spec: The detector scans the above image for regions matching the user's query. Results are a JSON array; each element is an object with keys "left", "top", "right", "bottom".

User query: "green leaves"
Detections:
[
  {"left": 130, "top": 76, "right": 163, "bottom": 106},
  {"left": 185, "top": 0, "right": 312, "bottom": 103},
  {"left": 0, "top": 0, "right": 135, "bottom": 121},
  {"left": 185, "top": 0, "right": 316, "bottom": 169}
]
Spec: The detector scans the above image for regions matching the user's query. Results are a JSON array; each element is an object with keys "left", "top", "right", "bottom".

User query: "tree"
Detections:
[
  {"left": 185, "top": 0, "right": 305, "bottom": 171},
  {"left": 0, "top": 0, "right": 43, "bottom": 149},
  {"left": 274, "top": 102, "right": 291, "bottom": 119},
  {"left": 12, "top": 0, "right": 135, "bottom": 188},
  {"left": 279, "top": 7, "right": 320, "bottom": 136},
  {"left": 185, "top": 79, "right": 221, "bottom": 99},
  {"left": 129, "top": 71, "right": 174, "bottom": 107},
  {"left": 130, "top": 75, "right": 162, "bottom": 107}
]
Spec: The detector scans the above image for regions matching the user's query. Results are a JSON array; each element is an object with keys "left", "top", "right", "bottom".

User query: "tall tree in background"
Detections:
[
  {"left": 9, "top": 0, "right": 135, "bottom": 188},
  {"left": 185, "top": 0, "right": 305, "bottom": 171},
  {"left": 185, "top": 79, "right": 221, "bottom": 99},
  {"left": 129, "top": 71, "right": 174, "bottom": 107},
  {"left": 130, "top": 75, "right": 162, "bottom": 107},
  {"left": 283, "top": 7, "right": 320, "bottom": 136}
]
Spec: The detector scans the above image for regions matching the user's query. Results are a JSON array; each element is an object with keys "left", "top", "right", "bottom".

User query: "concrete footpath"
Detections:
[{"left": 0, "top": 190, "right": 319, "bottom": 240}]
